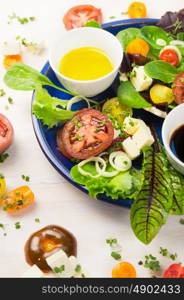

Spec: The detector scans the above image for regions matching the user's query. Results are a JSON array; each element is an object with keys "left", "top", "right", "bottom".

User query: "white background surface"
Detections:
[{"left": 0, "top": 0, "right": 184, "bottom": 278}]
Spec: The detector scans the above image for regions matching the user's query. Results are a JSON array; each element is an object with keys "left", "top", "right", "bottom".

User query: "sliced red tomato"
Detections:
[
  {"left": 57, "top": 108, "right": 114, "bottom": 160},
  {"left": 159, "top": 49, "right": 179, "bottom": 66},
  {"left": 0, "top": 114, "right": 14, "bottom": 154},
  {"left": 63, "top": 5, "right": 102, "bottom": 30},
  {"left": 163, "top": 264, "right": 183, "bottom": 278}
]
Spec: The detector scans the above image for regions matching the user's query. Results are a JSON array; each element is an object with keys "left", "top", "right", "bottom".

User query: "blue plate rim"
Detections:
[{"left": 31, "top": 18, "right": 159, "bottom": 207}]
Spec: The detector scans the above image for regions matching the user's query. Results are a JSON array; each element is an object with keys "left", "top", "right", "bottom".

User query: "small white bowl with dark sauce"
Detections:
[{"left": 162, "top": 103, "right": 184, "bottom": 175}]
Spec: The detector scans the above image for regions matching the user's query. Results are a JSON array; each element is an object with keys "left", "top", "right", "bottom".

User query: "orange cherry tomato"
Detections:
[
  {"left": 126, "top": 38, "right": 149, "bottom": 56},
  {"left": 128, "top": 2, "right": 147, "bottom": 19},
  {"left": 63, "top": 5, "right": 102, "bottom": 30},
  {"left": 0, "top": 186, "right": 34, "bottom": 212},
  {"left": 3, "top": 54, "right": 22, "bottom": 70},
  {"left": 112, "top": 262, "right": 137, "bottom": 278},
  {"left": 159, "top": 49, "right": 179, "bottom": 66},
  {"left": 163, "top": 264, "right": 183, "bottom": 278}
]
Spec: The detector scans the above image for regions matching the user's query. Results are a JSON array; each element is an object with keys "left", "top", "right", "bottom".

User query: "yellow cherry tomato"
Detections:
[
  {"left": 128, "top": 2, "right": 147, "bottom": 19},
  {"left": 126, "top": 38, "right": 149, "bottom": 56},
  {"left": 0, "top": 176, "right": 6, "bottom": 198},
  {"left": 112, "top": 262, "right": 137, "bottom": 278},
  {"left": 3, "top": 54, "right": 22, "bottom": 70},
  {"left": 102, "top": 97, "right": 132, "bottom": 125},
  {"left": 0, "top": 186, "right": 34, "bottom": 212},
  {"left": 150, "top": 84, "right": 174, "bottom": 104}
]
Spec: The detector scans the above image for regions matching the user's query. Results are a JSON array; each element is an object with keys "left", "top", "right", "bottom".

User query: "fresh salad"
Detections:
[{"left": 3, "top": 8, "right": 184, "bottom": 248}]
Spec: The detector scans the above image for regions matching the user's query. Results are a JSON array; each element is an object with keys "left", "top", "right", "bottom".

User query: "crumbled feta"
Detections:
[
  {"left": 130, "top": 66, "right": 153, "bottom": 92},
  {"left": 123, "top": 116, "right": 141, "bottom": 135},
  {"left": 132, "top": 123, "right": 154, "bottom": 149},
  {"left": 122, "top": 137, "right": 140, "bottom": 160}
]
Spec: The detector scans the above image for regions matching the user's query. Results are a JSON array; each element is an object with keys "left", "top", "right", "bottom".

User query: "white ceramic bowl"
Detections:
[
  {"left": 49, "top": 27, "right": 123, "bottom": 97},
  {"left": 162, "top": 103, "right": 184, "bottom": 174}
]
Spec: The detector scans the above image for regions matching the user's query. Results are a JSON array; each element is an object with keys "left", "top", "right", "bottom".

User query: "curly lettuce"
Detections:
[{"left": 70, "top": 162, "right": 143, "bottom": 200}]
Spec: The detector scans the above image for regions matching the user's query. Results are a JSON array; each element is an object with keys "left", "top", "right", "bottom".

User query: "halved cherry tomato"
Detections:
[
  {"left": 112, "top": 262, "right": 136, "bottom": 278},
  {"left": 0, "top": 186, "right": 34, "bottom": 212},
  {"left": 0, "top": 177, "right": 6, "bottom": 198},
  {"left": 126, "top": 38, "right": 149, "bottom": 57},
  {"left": 3, "top": 54, "right": 22, "bottom": 69},
  {"left": 57, "top": 108, "right": 114, "bottom": 160},
  {"left": 128, "top": 2, "right": 147, "bottom": 19},
  {"left": 0, "top": 114, "right": 14, "bottom": 154},
  {"left": 160, "top": 49, "right": 179, "bottom": 66},
  {"left": 173, "top": 72, "right": 184, "bottom": 104},
  {"left": 163, "top": 264, "right": 183, "bottom": 278},
  {"left": 63, "top": 5, "right": 102, "bottom": 30}
]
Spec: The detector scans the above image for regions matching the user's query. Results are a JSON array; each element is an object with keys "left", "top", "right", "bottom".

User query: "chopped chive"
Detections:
[
  {"left": 0, "top": 89, "right": 6, "bottom": 97},
  {"left": 75, "top": 264, "right": 81, "bottom": 273},
  {"left": 15, "top": 222, "right": 21, "bottom": 229},
  {"left": 35, "top": 218, "right": 40, "bottom": 223},
  {"left": 8, "top": 97, "right": 13, "bottom": 104},
  {"left": 21, "top": 175, "right": 30, "bottom": 182},
  {"left": 111, "top": 251, "right": 121, "bottom": 260},
  {"left": 0, "top": 153, "right": 9, "bottom": 163}
]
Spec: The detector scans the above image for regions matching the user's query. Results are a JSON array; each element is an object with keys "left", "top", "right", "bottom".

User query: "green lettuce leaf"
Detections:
[
  {"left": 32, "top": 86, "right": 74, "bottom": 128},
  {"left": 130, "top": 145, "right": 173, "bottom": 245},
  {"left": 70, "top": 162, "right": 143, "bottom": 200}
]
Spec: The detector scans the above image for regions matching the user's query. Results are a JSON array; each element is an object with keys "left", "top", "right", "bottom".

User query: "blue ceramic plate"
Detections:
[{"left": 32, "top": 18, "right": 161, "bottom": 207}]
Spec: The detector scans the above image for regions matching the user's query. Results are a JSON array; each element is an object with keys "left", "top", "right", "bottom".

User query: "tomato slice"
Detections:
[
  {"left": 63, "top": 5, "right": 102, "bottom": 30},
  {"left": 163, "top": 264, "right": 183, "bottom": 278},
  {"left": 160, "top": 49, "right": 179, "bottom": 66},
  {"left": 173, "top": 72, "right": 184, "bottom": 104},
  {"left": 57, "top": 108, "right": 114, "bottom": 160},
  {"left": 0, "top": 114, "right": 14, "bottom": 154},
  {"left": 0, "top": 186, "right": 34, "bottom": 212}
]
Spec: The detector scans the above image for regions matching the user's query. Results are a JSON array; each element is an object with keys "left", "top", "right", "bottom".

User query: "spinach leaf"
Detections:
[
  {"left": 116, "top": 28, "right": 140, "bottom": 50},
  {"left": 131, "top": 145, "right": 173, "bottom": 245},
  {"left": 118, "top": 81, "right": 151, "bottom": 109},
  {"left": 169, "top": 166, "right": 184, "bottom": 215},
  {"left": 144, "top": 61, "right": 179, "bottom": 83},
  {"left": 140, "top": 26, "right": 173, "bottom": 49},
  {"left": 4, "top": 63, "right": 74, "bottom": 95},
  {"left": 32, "top": 86, "right": 74, "bottom": 128}
]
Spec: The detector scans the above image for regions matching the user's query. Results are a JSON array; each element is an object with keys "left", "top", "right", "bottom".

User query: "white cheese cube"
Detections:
[
  {"left": 114, "top": 129, "right": 121, "bottom": 139},
  {"left": 22, "top": 265, "right": 43, "bottom": 278},
  {"left": 1, "top": 41, "right": 21, "bottom": 55},
  {"left": 132, "top": 124, "right": 154, "bottom": 149},
  {"left": 123, "top": 117, "right": 141, "bottom": 135},
  {"left": 46, "top": 249, "right": 78, "bottom": 278},
  {"left": 130, "top": 66, "right": 153, "bottom": 92},
  {"left": 122, "top": 137, "right": 140, "bottom": 160}
]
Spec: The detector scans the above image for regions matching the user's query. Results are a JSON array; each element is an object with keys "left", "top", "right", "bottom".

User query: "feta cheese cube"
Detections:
[
  {"left": 22, "top": 265, "right": 43, "bottom": 278},
  {"left": 123, "top": 117, "right": 141, "bottom": 135},
  {"left": 46, "top": 249, "right": 72, "bottom": 278},
  {"left": 132, "top": 123, "right": 154, "bottom": 149},
  {"left": 122, "top": 137, "right": 140, "bottom": 160},
  {"left": 130, "top": 66, "right": 153, "bottom": 92}
]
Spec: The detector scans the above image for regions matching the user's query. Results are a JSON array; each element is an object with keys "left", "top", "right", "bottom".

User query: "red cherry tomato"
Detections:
[
  {"left": 159, "top": 49, "right": 179, "bottom": 66},
  {"left": 0, "top": 114, "right": 14, "bottom": 154},
  {"left": 163, "top": 264, "right": 183, "bottom": 278},
  {"left": 63, "top": 5, "right": 102, "bottom": 30},
  {"left": 57, "top": 108, "right": 114, "bottom": 160}
]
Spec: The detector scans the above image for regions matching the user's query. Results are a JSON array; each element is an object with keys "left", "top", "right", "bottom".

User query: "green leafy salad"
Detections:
[{"left": 4, "top": 9, "right": 184, "bottom": 245}]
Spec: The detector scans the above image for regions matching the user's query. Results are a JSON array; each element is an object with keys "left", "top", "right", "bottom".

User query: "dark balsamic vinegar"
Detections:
[{"left": 170, "top": 124, "right": 184, "bottom": 163}]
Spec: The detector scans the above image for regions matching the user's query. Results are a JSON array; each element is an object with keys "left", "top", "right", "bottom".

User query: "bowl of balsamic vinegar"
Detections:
[{"left": 162, "top": 103, "right": 184, "bottom": 175}]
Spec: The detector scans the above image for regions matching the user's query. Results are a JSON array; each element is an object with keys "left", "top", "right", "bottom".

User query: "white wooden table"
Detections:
[{"left": 0, "top": 0, "right": 184, "bottom": 278}]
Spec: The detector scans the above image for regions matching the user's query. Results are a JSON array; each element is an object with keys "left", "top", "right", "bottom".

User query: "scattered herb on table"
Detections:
[
  {"left": 21, "top": 175, "right": 30, "bottom": 182},
  {"left": 16, "top": 36, "right": 37, "bottom": 48},
  {"left": 0, "top": 89, "right": 6, "bottom": 97},
  {"left": 8, "top": 97, "right": 13, "bottom": 104},
  {"left": 35, "top": 218, "right": 40, "bottom": 223},
  {"left": 179, "top": 218, "right": 184, "bottom": 225},
  {"left": 106, "top": 238, "right": 118, "bottom": 247},
  {"left": 143, "top": 255, "right": 161, "bottom": 272},
  {"left": 159, "top": 247, "right": 177, "bottom": 261},
  {"left": 0, "top": 224, "right": 5, "bottom": 229},
  {"left": 8, "top": 13, "right": 36, "bottom": 25},
  {"left": 15, "top": 222, "right": 21, "bottom": 229},
  {"left": 0, "top": 173, "right": 4, "bottom": 179},
  {"left": 111, "top": 251, "right": 121, "bottom": 260},
  {"left": 109, "top": 16, "right": 116, "bottom": 19},
  {"left": 0, "top": 153, "right": 9, "bottom": 163},
  {"left": 4, "top": 105, "right": 9, "bottom": 110}
]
